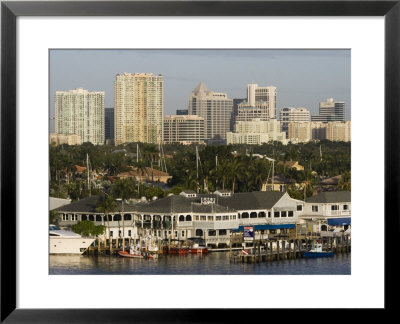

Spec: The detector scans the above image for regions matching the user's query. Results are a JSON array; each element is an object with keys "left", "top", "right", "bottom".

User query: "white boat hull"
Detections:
[{"left": 49, "top": 237, "right": 95, "bottom": 255}]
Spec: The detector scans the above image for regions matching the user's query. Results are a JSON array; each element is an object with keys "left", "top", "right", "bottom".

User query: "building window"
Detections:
[
  {"left": 268, "top": 212, "right": 271, "bottom": 218},
  {"left": 281, "top": 211, "right": 287, "bottom": 217},
  {"left": 208, "top": 230, "right": 216, "bottom": 236},
  {"left": 219, "top": 229, "right": 227, "bottom": 236},
  {"left": 62, "top": 214, "right": 68, "bottom": 221},
  {"left": 71, "top": 215, "right": 78, "bottom": 221},
  {"left": 124, "top": 214, "right": 131, "bottom": 221},
  {"left": 223, "top": 215, "right": 229, "bottom": 220},
  {"left": 297, "top": 205, "right": 303, "bottom": 211},
  {"left": 312, "top": 205, "right": 318, "bottom": 212},
  {"left": 181, "top": 231, "right": 185, "bottom": 237},
  {"left": 274, "top": 211, "right": 280, "bottom": 217},
  {"left": 186, "top": 215, "right": 192, "bottom": 221},
  {"left": 343, "top": 205, "right": 349, "bottom": 210},
  {"left": 242, "top": 212, "right": 249, "bottom": 219},
  {"left": 250, "top": 212, "right": 257, "bottom": 218},
  {"left": 208, "top": 216, "right": 213, "bottom": 221},
  {"left": 128, "top": 230, "right": 131, "bottom": 236},
  {"left": 196, "top": 229, "right": 203, "bottom": 236},
  {"left": 110, "top": 231, "right": 113, "bottom": 237},
  {"left": 200, "top": 216, "right": 206, "bottom": 221},
  {"left": 96, "top": 215, "right": 102, "bottom": 221},
  {"left": 331, "top": 205, "right": 339, "bottom": 210},
  {"left": 195, "top": 216, "right": 199, "bottom": 221},
  {"left": 174, "top": 231, "right": 178, "bottom": 237},
  {"left": 288, "top": 211, "right": 294, "bottom": 217},
  {"left": 258, "top": 212, "right": 266, "bottom": 218},
  {"left": 216, "top": 216, "right": 221, "bottom": 221},
  {"left": 179, "top": 215, "right": 185, "bottom": 221}
]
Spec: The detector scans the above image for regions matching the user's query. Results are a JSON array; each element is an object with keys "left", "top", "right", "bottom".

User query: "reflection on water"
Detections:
[{"left": 49, "top": 252, "right": 351, "bottom": 275}]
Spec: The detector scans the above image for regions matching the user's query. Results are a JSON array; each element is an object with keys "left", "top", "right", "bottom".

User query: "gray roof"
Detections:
[
  {"left": 305, "top": 191, "right": 351, "bottom": 203},
  {"left": 55, "top": 196, "right": 138, "bottom": 213},
  {"left": 56, "top": 191, "right": 286, "bottom": 215},
  {"left": 214, "top": 191, "right": 285, "bottom": 211}
]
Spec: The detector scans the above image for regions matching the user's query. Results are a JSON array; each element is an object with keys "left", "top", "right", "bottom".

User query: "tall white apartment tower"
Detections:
[
  {"left": 246, "top": 83, "right": 277, "bottom": 119},
  {"left": 188, "top": 82, "right": 233, "bottom": 143},
  {"left": 114, "top": 73, "right": 164, "bottom": 145},
  {"left": 55, "top": 88, "right": 105, "bottom": 145}
]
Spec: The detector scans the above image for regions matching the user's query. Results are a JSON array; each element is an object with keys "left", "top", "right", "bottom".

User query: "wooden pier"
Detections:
[{"left": 229, "top": 235, "right": 351, "bottom": 264}]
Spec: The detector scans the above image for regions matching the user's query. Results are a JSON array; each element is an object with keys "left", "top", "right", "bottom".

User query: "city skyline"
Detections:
[{"left": 49, "top": 49, "right": 351, "bottom": 132}]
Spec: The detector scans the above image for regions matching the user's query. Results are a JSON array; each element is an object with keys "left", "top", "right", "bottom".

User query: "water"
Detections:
[{"left": 49, "top": 252, "right": 351, "bottom": 275}]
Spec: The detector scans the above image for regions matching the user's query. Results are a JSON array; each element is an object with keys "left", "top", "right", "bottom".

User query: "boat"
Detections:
[
  {"left": 187, "top": 237, "right": 208, "bottom": 254},
  {"left": 118, "top": 245, "right": 153, "bottom": 259},
  {"left": 162, "top": 245, "right": 189, "bottom": 254},
  {"left": 49, "top": 224, "right": 95, "bottom": 255},
  {"left": 303, "top": 240, "right": 334, "bottom": 258}
]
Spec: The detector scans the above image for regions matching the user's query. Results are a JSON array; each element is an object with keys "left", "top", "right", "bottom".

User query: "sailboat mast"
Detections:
[{"left": 87, "top": 153, "right": 91, "bottom": 196}]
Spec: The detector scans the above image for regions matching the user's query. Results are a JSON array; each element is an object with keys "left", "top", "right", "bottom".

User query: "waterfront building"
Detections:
[
  {"left": 280, "top": 107, "right": 310, "bottom": 138},
  {"left": 232, "top": 98, "right": 247, "bottom": 130},
  {"left": 163, "top": 115, "right": 205, "bottom": 145},
  {"left": 55, "top": 88, "right": 105, "bottom": 145},
  {"left": 300, "top": 191, "right": 351, "bottom": 233},
  {"left": 105, "top": 108, "right": 114, "bottom": 142},
  {"left": 55, "top": 190, "right": 304, "bottom": 248},
  {"left": 188, "top": 82, "right": 233, "bottom": 143},
  {"left": 114, "top": 73, "right": 164, "bottom": 145},
  {"left": 176, "top": 109, "right": 188, "bottom": 115},
  {"left": 49, "top": 133, "right": 82, "bottom": 146},
  {"left": 311, "top": 98, "right": 345, "bottom": 122},
  {"left": 247, "top": 83, "right": 277, "bottom": 119},
  {"left": 227, "top": 119, "right": 287, "bottom": 145}
]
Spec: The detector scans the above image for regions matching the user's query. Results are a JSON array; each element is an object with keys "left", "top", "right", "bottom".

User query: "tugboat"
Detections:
[{"left": 303, "top": 240, "right": 334, "bottom": 258}]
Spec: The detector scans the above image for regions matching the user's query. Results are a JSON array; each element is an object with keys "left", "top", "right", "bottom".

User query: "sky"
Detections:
[{"left": 49, "top": 49, "right": 351, "bottom": 132}]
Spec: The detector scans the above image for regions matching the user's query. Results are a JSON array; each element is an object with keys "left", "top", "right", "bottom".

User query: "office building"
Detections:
[
  {"left": 164, "top": 115, "right": 205, "bottom": 145},
  {"left": 55, "top": 88, "right": 104, "bottom": 145},
  {"left": 279, "top": 107, "right": 310, "bottom": 138},
  {"left": 188, "top": 82, "right": 233, "bottom": 143},
  {"left": 114, "top": 73, "right": 163, "bottom": 145},
  {"left": 311, "top": 98, "right": 345, "bottom": 122}
]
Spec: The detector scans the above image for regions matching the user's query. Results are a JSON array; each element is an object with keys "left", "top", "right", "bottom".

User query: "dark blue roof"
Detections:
[
  {"left": 328, "top": 217, "right": 351, "bottom": 226},
  {"left": 232, "top": 224, "right": 296, "bottom": 232}
]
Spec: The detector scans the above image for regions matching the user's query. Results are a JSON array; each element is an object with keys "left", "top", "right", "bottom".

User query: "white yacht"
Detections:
[{"left": 49, "top": 224, "right": 95, "bottom": 255}]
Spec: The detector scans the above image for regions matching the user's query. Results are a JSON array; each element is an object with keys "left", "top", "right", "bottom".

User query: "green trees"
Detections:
[{"left": 71, "top": 220, "right": 105, "bottom": 237}]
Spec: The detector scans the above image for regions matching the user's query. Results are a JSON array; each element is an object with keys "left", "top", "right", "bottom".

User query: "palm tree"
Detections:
[
  {"left": 112, "top": 178, "right": 135, "bottom": 251},
  {"left": 228, "top": 158, "right": 245, "bottom": 193},
  {"left": 96, "top": 194, "right": 117, "bottom": 246}
]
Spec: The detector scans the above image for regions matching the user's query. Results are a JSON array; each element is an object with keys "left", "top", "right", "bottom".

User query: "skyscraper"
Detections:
[
  {"left": 55, "top": 88, "right": 105, "bottom": 145},
  {"left": 114, "top": 73, "right": 164, "bottom": 146},
  {"left": 247, "top": 83, "right": 277, "bottom": 119},
  {"left": 311, "top": 98, "right": 345, "bottom": 122},
  {"left": 188, "top": 82, "right": 233, "bottom": 143}
]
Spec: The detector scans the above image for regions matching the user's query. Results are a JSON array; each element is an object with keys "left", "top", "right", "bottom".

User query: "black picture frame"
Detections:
[{"left": 1, "top": 0, "right": 398, "bottom": 322}]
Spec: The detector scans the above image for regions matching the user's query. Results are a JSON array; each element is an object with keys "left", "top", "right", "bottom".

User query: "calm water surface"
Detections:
[{"left": 49, "top": 252, "right": 351, "bottom": 275}]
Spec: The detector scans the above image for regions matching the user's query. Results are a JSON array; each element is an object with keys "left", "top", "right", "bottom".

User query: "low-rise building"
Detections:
[
  {"left": 299, "top": 191, "right": 351, "bottom": 234},
  {"left": 117, "top": 167, "right": 172, "bottom": 183},
  {"left": 163, "top": 115, "right": 205, "bottom": 145},
  {"left": 50, "top": 133, "right": 82, "bottom": 146}
]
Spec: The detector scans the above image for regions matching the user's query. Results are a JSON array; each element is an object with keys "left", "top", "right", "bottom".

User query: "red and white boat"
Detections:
[
  {"left": 118, "top": 245, "right": 154, "bottom": 259},
  {"left": 189, "top": 243, "right": 208, "bottom": 254}
]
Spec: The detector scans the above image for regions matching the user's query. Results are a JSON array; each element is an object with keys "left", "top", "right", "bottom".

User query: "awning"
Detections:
[
  {"left": 232, "top": 224, "right": 296, "bottom": 232},
  {"left": 328, "top": 217, "right": 351, "bottom": 226}
]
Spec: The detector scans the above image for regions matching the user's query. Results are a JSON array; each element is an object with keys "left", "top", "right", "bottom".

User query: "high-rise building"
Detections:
[
  {"left": 164, "top": 115, "right": 205, "bottom": 145},
  {"left": 188, "top": 82, "right": 233, "bottom": 143},
  {"left": 311, "top": 98, "right": 345, "bottom": 122},
  {"left": 114, "top": 73, "right": 163, "bottom": 146},
  {"left": 288, "top": 122, "right": 312, "bottom": 143},
  {"left": 232, "top": 98, "right": 246, "bottom": 130},
  {"left": 236, "top": 101, "right": 271, "bottom": 122},
  {"left": 279, "top": 107, "right": 310, "bottom": 138},
  {"left": 55, "top": 88, "right": 104, "bottom": 145},
  {"left": 105, "top": 108, "right": 114, "bottom": 141},
  {"left": 326, "top": 121, "right": 351, "bottom": 142},
  {"left": 247, "top": 83, "right": 277, "bottom": 119}
]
